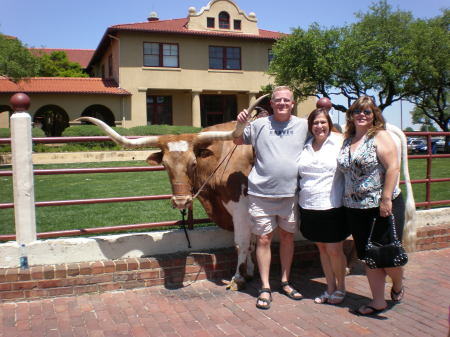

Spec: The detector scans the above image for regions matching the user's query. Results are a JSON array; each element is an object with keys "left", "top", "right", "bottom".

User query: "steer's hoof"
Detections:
[
  {"left": 225, "top": 278, "right": 245, "bottom": 291},
  {"left": 244, "top": 274, "right": 253, "bottom": 282}
]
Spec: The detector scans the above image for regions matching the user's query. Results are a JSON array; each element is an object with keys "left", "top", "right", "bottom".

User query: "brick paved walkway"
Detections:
[{"left": 1, "top": 248, "right": 449, "bottom": 337}]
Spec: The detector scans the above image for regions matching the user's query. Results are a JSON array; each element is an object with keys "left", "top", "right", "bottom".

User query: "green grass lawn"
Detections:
[
  {"left": 1, "top": 158, "right": 449, "bottom": 237},
  {"left": 400, "top": 157, "right": 450, "bottom": 205}
]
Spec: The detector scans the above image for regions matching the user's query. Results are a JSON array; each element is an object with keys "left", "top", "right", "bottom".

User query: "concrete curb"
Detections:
[{"left": 0, "top": 150, "right": 154, "bottom": 165}]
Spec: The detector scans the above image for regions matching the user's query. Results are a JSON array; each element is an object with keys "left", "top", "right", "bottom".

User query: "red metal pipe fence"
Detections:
[
  {"left": 403, "top": 132, "right": 450, "bottom": 208},
  {"left": 0, "top": 135, "right": 213, "bottom": 241},
  {"left": 1, "top": 131, "right": 449, "bottom": 241}
]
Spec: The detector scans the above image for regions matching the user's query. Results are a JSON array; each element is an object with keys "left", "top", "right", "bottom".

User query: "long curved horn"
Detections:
[
  {"left": 197, "top": 94, "right": 269, "bottom": 142},
  {"left": 77, "top": 117, "right": 160, "bottom": 148}
]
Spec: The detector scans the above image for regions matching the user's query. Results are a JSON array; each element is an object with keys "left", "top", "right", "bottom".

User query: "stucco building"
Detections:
[{"left": 0, "top": 0, "right": 315, "bottom": 135}]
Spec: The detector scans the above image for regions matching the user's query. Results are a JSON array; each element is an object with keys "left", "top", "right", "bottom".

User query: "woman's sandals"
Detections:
[
  {"left": 314, "top": 291, "right": 330, "bottom": 304},
  {"left": 391, "top": 286, "right": 404, "bottom": 302},
  {"left": 329, "top": 290, "right": 346, "bottom": 304},
  {"left": 314, "top": 290, "right": 346, "bottom": 304}
]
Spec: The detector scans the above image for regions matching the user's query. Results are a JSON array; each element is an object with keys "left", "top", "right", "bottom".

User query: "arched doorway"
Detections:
[
  {"left": 34, "top": 105, "right": 69, "bottom": 137},
  {"left": 81, "top": 105, "right": 116, "bottom": 126}
]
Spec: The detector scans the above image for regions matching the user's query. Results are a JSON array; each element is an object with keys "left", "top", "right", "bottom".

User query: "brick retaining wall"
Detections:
[{"left": 0, "top": 224, "right": 448, "bottom": 302}]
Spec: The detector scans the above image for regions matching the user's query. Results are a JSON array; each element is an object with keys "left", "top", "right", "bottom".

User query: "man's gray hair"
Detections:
[{"left": 271, "top": 86, "right": 293, "bottom": 100}]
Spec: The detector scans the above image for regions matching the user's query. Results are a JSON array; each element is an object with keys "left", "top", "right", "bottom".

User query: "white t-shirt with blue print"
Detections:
[{"left": 243, "top": 115, "right": 308, "bottom": 198}]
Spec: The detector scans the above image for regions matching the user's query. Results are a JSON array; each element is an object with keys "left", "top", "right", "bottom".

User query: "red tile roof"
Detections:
[
  {"left": 29, "top": 48, "right": 95, "bottom": 68},
  {"left": 2, "top": 34, "right": 17, "bottom": 40},
  {"left": 0, "top": 77, "right": 130, "bottom": 95},
  {"left": 110, "top": 18, "right": 284, "bottom": 40},
  {"left": 89, "top": 18, "right": 284, "bottom": 68}
]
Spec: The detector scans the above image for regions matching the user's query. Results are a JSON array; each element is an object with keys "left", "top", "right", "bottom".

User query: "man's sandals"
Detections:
[
  {"left": 256, "top": 288, "right": 272, "bottom": 310},
  {"left": 280, "top": 281, "right": 303, "bottom": 300}
]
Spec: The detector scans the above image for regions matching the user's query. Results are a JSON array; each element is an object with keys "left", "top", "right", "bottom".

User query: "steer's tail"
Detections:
[{"left": 387, "top": 124, "right": 417, "bottom": 252}]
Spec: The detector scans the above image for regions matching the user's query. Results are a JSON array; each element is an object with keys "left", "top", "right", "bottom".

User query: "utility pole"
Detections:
[{"left": 400, "top": 99, "right": 403, "bottom": 130}]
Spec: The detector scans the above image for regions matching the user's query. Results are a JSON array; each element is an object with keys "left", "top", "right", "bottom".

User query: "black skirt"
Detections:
[{"left": 299, "top": 206, "right": 349, "bottom": 243}]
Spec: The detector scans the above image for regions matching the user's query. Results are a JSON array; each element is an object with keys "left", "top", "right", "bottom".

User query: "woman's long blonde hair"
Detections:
[{"left": 344, "top": 96, "right": 386, "bottom": 139}]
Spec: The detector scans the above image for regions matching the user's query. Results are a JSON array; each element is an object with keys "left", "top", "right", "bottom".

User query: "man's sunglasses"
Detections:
[{"left": 352, "top": 109, "right": 372, "bottom": 116}]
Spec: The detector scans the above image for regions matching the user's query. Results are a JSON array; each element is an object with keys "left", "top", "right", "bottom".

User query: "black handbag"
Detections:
[{"left": 364, "top": 215, "right": 408, "bottom": 269}]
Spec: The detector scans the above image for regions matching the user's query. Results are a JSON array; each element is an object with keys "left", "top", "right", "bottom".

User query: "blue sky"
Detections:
[{"left": 2, "top": 0, "right": 448, "bottom": 129}]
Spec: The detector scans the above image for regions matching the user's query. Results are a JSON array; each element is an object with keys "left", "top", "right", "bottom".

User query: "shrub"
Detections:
[
  {"left": 0, "top": 128, "right": 9, "bottom": 138},
  {"left": 32, "top": 128, "right": 46, "bottom": 137},
  {"left": 0, "top": 127, "right": 45, "bottom": 138},
  {"left": 127, "top": 125, "right": 201, "bottom": 135},
  {"left": 59, "top": 125, "right": 130, "bottom": 151},
  {"left": 0, "top": 128, "right": 46, "bottom": 153},
  {"left": 62, "top": 125, "right": 131, "bottom": 137}
]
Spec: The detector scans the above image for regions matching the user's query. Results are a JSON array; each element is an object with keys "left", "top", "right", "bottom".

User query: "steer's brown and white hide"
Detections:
[{"left": 147, "top": 122, "right": 256, "bottom": 289}]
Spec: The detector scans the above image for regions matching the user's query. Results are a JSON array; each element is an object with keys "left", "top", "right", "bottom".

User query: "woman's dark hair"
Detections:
[
  {"left": 345, "top": 96, "right": 385, "bottom": 138},
  {"left": 307, "top": 108, "right": 333, "bottom": 135}
]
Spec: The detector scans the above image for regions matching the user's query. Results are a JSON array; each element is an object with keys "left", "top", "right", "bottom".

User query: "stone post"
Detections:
[{"left": 10, "top": 93, "right": 37, "bottom": 244}]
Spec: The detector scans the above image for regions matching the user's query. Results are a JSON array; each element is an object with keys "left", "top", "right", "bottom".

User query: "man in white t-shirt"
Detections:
[{"left": 234, "top": 86, "right": 308, "bottom": 309}]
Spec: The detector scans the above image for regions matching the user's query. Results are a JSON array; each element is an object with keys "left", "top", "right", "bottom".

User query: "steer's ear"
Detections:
[{"left": 146, "top": 151, "right": 163, "bottom": 165}]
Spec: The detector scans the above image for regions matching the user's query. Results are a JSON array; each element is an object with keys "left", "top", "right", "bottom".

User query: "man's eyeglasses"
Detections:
[
  {"left": 352, "top": 109, "right": 372, "bottom": 116},
  {"left": 272, "top": 98, "right": 292, "bottom": 103}
]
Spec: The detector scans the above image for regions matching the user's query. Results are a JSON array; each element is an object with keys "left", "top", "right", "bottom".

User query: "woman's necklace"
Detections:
[{"left": 312, "top": 138, "right": 326, "bottom": 152}]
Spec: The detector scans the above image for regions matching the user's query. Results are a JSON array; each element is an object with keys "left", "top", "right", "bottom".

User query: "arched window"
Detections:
[{"left": 218, "top": 11, "right": 230, "bottom": 29}]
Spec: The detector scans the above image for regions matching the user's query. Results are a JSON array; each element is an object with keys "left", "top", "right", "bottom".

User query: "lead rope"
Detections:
[
  {"left": 180, "top": 209, "right": 192, "bottom": 248},
  {"left": 179, "top": 144, "right": 237, "bottom": 250},
  {"left": 192, "top": 144, "right": 238, "bottom": 199},
  {"left": 192, "top": 114, "right": 258, "bottom": 200}
]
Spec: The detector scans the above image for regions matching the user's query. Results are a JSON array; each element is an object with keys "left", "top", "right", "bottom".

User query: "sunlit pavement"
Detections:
[{"left": 1, "top": 248, "right": 449, "bottom": 337}]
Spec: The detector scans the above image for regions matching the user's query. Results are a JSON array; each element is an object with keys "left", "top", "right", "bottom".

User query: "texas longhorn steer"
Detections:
[{"left": 78, "top": 96, "right": 267, "bottom": 290}]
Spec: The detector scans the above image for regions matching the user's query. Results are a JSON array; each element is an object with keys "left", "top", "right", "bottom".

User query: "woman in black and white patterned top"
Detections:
[{"left": 337, "top": 96, "right": 406, "bottom": 316}]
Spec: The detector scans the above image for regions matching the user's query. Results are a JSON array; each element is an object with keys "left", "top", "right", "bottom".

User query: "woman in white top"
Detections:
[{"left": 298, "top": 108, "right": 350, "bottom": 304}]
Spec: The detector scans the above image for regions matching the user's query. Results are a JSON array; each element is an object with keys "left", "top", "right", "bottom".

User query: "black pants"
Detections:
[{"left": 345, "top": 194, "right": 405, "bottom": 259}]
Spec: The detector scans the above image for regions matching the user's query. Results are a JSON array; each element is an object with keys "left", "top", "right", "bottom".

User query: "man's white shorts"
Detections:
[{"left": 248, "top": 195, "right": 298, "bottom": 236}]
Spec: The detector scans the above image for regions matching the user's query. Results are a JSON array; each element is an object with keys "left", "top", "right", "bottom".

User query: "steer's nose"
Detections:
[{"left": 171, "top": 195, "right": 193, "bottom": 210}]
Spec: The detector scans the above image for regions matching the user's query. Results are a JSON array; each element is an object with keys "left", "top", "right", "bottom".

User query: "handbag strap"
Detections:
[
  {"left": 368, "top": 215, "right": 400, "bottom": 244},
  {"left": 367, "top": 217, "right": 377, "bottom": 244},
  {"left": 388, "top": 215, "right": 400, "bottom": 241}
]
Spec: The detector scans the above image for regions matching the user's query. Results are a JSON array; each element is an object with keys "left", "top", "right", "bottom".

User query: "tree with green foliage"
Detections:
[
  {"left": 268, "top": 1, "right": 417, "bottom": 112},
  {"left": 419, "top": 124, "right": 438, "bottom": 132},
  {"left": 405, "top": 10, "right": 449, "bottom": 137},
  {"left": 268, "top": 24, "right": 344, "bottom": 108},
  {"left": 0, "top": 34, "right": 88, "bottom": 81},
  {"left": 0, "top": 34, "right": 40, "bottom": 81},
  {"left": 37, "top": 50, "right": 88, "bottom": 77}
]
